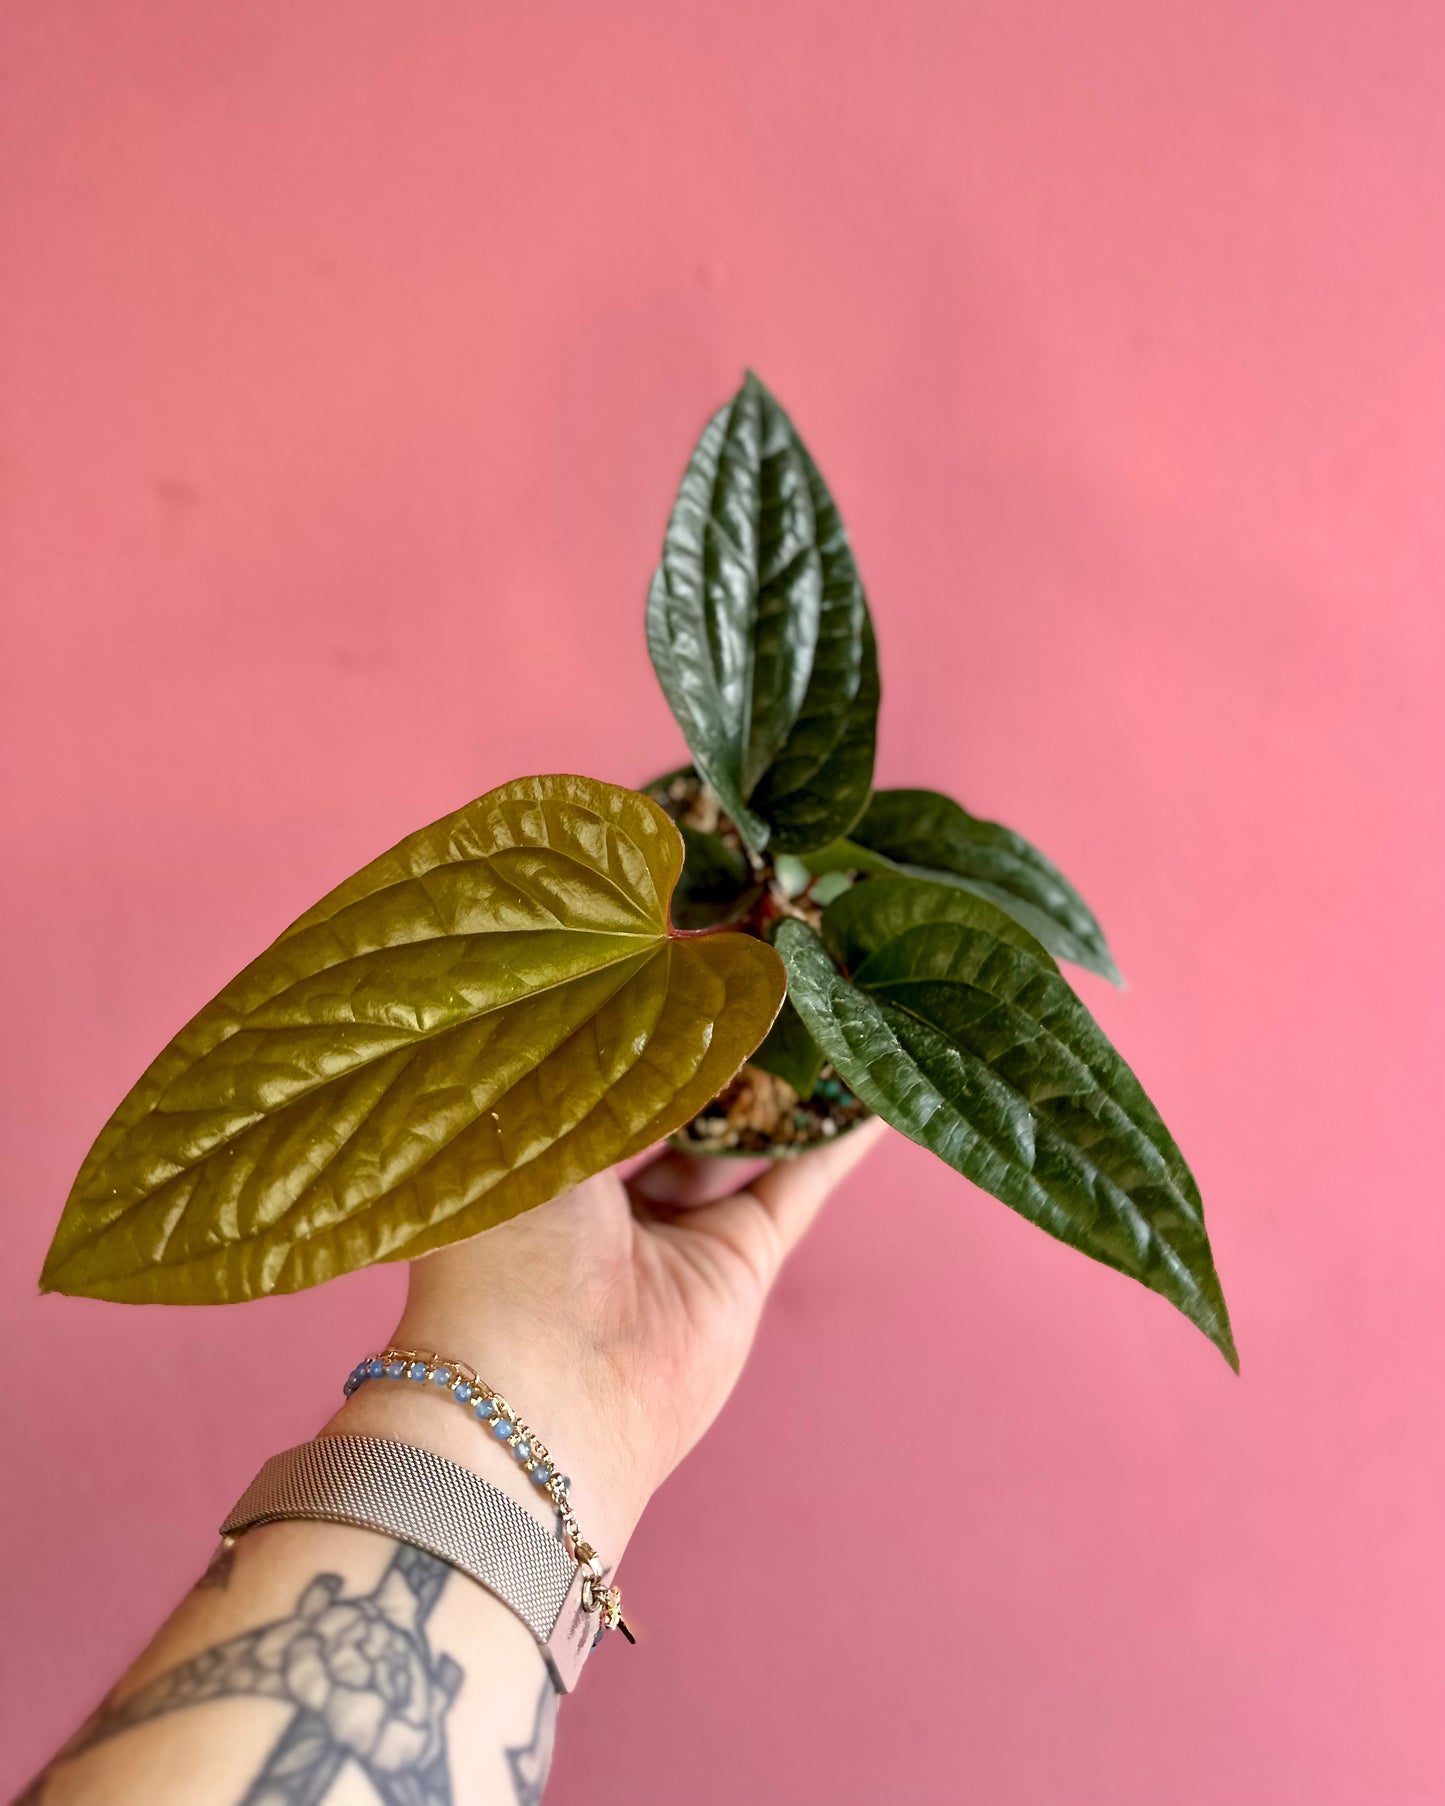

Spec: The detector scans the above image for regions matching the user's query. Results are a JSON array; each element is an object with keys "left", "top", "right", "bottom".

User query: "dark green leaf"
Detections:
[
  {"left": 748, "top": 997, "right": 826, "bottom": 1101},
  {"left": 750, "top": 612, "right": 879, "bottom": 856},
  {"left": 800, "top": 837, "right": 901, "bottom": 880},
  {"left": 822, "top": 872, "right": 1052, "bottom": 975},
  {"left": 672, "top": 825, "right": 762, "bottom": 930},
  {"left": 851, "top": 788, "right": 1121, "bottom": 984},
  {"left": 646, "top": 374, "right": 878, "bottom": 852},
  {"left": 776, "top": 914, "right": 1235, "bottom": 1368},
  {"left": 43, "top": 775, "right": 786, "bottom": 1304}
]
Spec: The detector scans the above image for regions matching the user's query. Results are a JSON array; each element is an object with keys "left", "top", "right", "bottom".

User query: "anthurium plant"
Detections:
[{"left": 43, "top": 374, "right": 1235, "bottom": 1369}]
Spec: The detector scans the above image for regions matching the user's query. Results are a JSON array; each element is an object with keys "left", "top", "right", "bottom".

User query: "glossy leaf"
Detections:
[
  {"left": 823, "top": 871, "right": 1051, "bottom": 976},
  {"left": 749, "top": 603, "right": 879, "bottom": 857},
  {"left": 646, "top": 373, "right": 879, "bottom": 852},
  {"left": 748, "top": 997, "right": 826, "bottom": 1101},
  {"left": 851, "top": 788, "right": 1121, "bottom": 983},
  {"left": 43, "top": 775, "right": 786, "bottom": 1305},
  {"left": 777, "top": 903, "right": 1235, "bottom": 1367}
]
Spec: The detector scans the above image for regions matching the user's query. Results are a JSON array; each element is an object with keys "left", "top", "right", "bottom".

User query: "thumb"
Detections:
[{"left": 684, "top": 1116, "right": 887, "bottom": 1289}]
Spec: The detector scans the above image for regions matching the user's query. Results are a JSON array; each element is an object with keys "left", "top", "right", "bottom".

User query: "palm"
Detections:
[{"left": 400, "top": 1124, "right": 884, "bottom": 1547}]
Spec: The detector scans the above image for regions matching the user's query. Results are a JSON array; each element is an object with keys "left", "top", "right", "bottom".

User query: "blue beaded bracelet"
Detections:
[
  {"left": 343, "top": 1345, "right": 630, "bottom": 1640},
  {"left": 344, "top": 1346, "right": 574, "bottom": 1532}
]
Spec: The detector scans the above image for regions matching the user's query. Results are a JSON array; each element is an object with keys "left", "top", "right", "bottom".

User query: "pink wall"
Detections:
[{"left": 3, "top": 4, "right": 1442, "bottom": 1800}]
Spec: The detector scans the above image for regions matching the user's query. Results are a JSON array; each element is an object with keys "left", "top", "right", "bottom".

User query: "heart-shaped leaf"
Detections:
[
  {"left": 43, "top": 775, "right": 786, "bottom": 1304},
  {"left": 646, "top": 373, "right": 879, "bottom": 853},
  {"left": 851, "top": 788, "right": 1121, "bottom": 983},
  {"left": 776, "top": 892, "right": 1235, "bottom": 1367}
]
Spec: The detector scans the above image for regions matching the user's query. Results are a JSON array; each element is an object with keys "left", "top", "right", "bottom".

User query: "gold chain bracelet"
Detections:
[{"left": 345, "top": 1346, "right": 630, "bottom": 1640}]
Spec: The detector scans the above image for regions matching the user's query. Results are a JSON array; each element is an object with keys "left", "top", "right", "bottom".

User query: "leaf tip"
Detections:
[
  {"left": 36, "top": 1262, "right": 82, "bottom": 1301},
  {"left": 1198, "top": 1301, "right": 1240, "bottom": 1373},
  {"left": 37, "top": 1242, "right": 64, "bottom": 1296},
  {"left": 1088, "top": 935, "right": 1125, "bottom": 987},
  {"left": 37, "top": 1248, "right": 83, "bottom": 1300}
]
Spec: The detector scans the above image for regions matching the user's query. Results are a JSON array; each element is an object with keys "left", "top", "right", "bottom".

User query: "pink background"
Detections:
[{"left": 3, "top": 4, "right": 1442, "bottom": 1801}]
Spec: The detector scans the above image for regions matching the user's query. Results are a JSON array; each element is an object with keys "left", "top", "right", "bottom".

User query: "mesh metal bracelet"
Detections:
[
  {"left": 220, "top": 1434, "right": 602, "bottom": 1693},
  {"left": 342, "top": 1344, "right": 628, "bottom": 1639}
]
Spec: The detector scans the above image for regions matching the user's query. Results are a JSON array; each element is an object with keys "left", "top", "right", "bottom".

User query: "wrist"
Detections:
[{"left": 327, "top": 1313, "right": 653, "bottom": 1564}]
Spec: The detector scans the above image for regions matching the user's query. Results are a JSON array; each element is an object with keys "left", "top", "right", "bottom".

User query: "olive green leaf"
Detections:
[
  {"left": 776, "top": 899, "right": 1235, "bottom": 1368},
  {"left": 748, "top": 997, "right": 826, "bottom": 1101},
  {"left": 851, "top": 788, "right": 1121, "bottom": 984},
  {"left": 646, "top": 373, "right": 879, "bottom": 853},
  {"left": 42, "top": 775, "right": 786, "bottom": 1305}
]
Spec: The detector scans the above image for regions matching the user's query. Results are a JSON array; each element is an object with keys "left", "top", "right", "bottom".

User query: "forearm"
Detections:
[
  {"left": 22, "top": 1313, "right": 645, "bottom": 1806},
  {"left": 24, "top": 1516, "right": 553, "bottom": 1806},
  {"left": 21, "top": 1131, "right": 880, "bottom": 1805}
]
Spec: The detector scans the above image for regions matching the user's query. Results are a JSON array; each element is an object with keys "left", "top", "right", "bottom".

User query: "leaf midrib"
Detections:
[
  {"left": 899, "top": 862, "right": 1091, "bottom": 935},
  {"left": 75, "top": 940, "right": 691, "bottom": 1293},
  {"left": 266, "top": 942, "right": 680, "bottom": 1282},
  {"left": 866, "top": 973, "right": 1196, "bottom": 1206},
  {"left": 872, "top": 992, "right": 1212, "bottom": 1315},
  {"left": 80, "top": 938, "right": 666, "bottom": 1219}
]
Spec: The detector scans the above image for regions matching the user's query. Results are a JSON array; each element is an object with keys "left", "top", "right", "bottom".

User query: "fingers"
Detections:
[
  {"left": 681, "top": 1116, "right": 887, "bottom": 1288},
  {"left": 626, "top": 1148, "right": 773, "bottom": 1209},
  {"left": 752, "top": 1115, "right": 888, "bottom": 1253}
]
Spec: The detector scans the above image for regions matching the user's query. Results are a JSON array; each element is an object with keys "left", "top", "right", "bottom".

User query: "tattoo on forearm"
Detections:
[
  {"left": 38, "top": 1545, "right": 464, "bottom": 1806},
  {"left": 504, "top": 1677, "right": 558, "bottom": 1805}
]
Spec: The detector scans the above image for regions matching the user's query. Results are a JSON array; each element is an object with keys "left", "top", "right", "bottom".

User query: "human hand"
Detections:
[
  {"left": 32, "top": 1122, "right": 885, "bottom": 1806},
  {"left": 334, "top": 1119, "right": 885, "bottom": 1560}
]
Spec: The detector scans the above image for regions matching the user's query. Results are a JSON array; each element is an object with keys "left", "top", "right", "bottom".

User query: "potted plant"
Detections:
[{"left": 42, "top": 373, "right": 1235, "bottom": 1369}]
